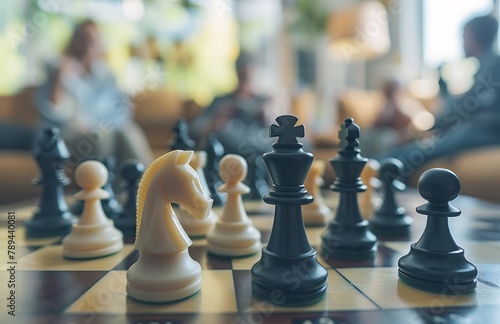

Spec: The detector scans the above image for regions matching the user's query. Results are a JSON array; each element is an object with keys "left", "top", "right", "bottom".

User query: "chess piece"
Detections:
[
  {"left": 100, "top": 156, "right": 122, "bottom": 218},
  {"left": 369, "top": 158, "right": 412, "bottom": 238},
  {"left": 303, "top": 160, "right": 332, "bottom": 226},
  {"left": 62, "top": 161, "right": 123, "bottom": 259},
  {"left": 246, "top": 155, "right": 269, "bottom": 200},
  {"left": 398, "top": 168, "right": 477, "bottom": 294},
  {"left": 69, "top": 156, "right": 121, "bottom": 218},
  {"left": 114, "top": 160, "right": 145, "bottom": 236},
  {"left": 169, "top": 119, "right": 195, "bottom": 151},
  {"left": 251, "top": 115, "right": 328, "bottom": 306},
  {"left": 203, "top": 135, "right": 225, "bottom": 206},
  {"left": 175, "top": 151, "right": 217, "bottom": 238},
  {"left": 69, "top": 195, "right": 84, "bottom": 216},
  {"left": 169, "top": 119, "right": 217, "bottom": 237},
  {"left": 359, "top": 159, "right": 380, "bottom": 219},
  {"left": 321, "top": 118, "right": 377, "bottom": 260},
  {"left": 206, "top": 154, "right": 261, "bottom": 257},
  {"left": 127, "top": 151, "right": 213, "bottom": 303},
  {"left": 26, "top": 127, "right": 75, "bottom": 238}
]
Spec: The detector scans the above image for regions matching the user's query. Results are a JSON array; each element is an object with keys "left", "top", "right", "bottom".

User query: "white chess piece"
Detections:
[
  {"left": 176, "top": 151, "right": 217, "bottom": 238},
  {"left": 303, "top": 160, "right": 332, "bottom": 226},
  {"left": 62, "top": 161, "right": 123, "bottom": 259},
  {"left": 206, "top": 154, "right": 261, "bottom": 257},
  {"left": 126, "top": 151, "right": 213, "bottom": 303},
  {"left": 359, "top": 159, "right": 380, "bottom": 219}
]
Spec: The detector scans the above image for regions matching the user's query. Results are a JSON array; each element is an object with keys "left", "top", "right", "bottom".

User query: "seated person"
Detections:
[
  {"left": 190, "top": 53, "right": 274, "bottom": 198},
  {"left": 376, "top": 15, "right": 500, "bottom": 181},
  {"left": 360, "top": 78, "right": 413, "bottom": 157},
  {"left": 36, "top": 19, "right": 154, "bottom": 168}
]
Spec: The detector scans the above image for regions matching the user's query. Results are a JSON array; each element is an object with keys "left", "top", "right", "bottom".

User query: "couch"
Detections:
[
  {"left": 2, "top": 86, "right": 500, "bottom": 206},
  {"left": 336, "top": 88, "right": 500, "bottom": 203},
  {"left": 0, "top": 87, "right": 186, "bottom": 205}
]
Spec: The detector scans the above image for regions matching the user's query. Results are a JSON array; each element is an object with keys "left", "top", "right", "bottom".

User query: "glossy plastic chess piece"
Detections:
[
  {"left": 169, "top": 119, "right": 196, "bottom": 151},
  {"left": 321, "top": 118, "right": 377, "bottom": 260},
  {"left": 69, "top": 156, "right": 121, "bottom": 218},
  {"left": 176, "top": 151, "right": 217, "bottom": 238},
  {"left": 398, "top": 168, "right": 477, "bottom": 294},
  {"left": 114, "top": 160, "right": 145, "bottom": 236},
  {"left": 26, "top": 127, "right": 75, "bottom": 238},
  {"left": 62, "top": 161, "right": 123, "bottom": 259},
  {"left": 251, "top": 115, "right": 328, "bottom": 306},
  {"left": 169, "top": 119, "right": 217, "bottom": 237},
  {"left": 100, "top": 156, "right": 122, "bottom": 218},
  {"left": 247, "top": 155, "right": 270, "bottom": 200},
  {"left": 204, "top": 135, "right": 226, "bottom": 206},
  {"left": 369, "top": 158, "right": 412, "bottom": 238},
  {"left": 303, "top": 160, "right": 332, "bottom": 226},
  {"left": 359, "top": 159, "right": 380, "bottom": 219},
  {"left": 127, "top": 151, "right": 213, "bottom": 303},
  {"left": 206, "top": 154, "right": 261, "bottom": 257}
]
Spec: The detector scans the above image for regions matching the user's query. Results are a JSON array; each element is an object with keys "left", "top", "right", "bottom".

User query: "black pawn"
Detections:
[
  {"left": 203, "top": 135, "right": 225, "bottom": 206},
  {"left": 169, "top": 119, "right": 195, "bottom": 151},
  {"left": 26, "top": 127, "right": 75, "bottom": 238},
  {"left": 369, "top": 158, "right": 413, "bottom": 238},
  {"left": 114, "top": 160, "right": 145, "bottom": 237},
  {"left": 398, "top": 168, "right": 477, "bottom": 294},
  {"left": 251, "top": 115, "right": 328, "bottom": 306},
  {"left": 100, "top": 156, "right": 122, "bottom": 218},
  {"left": 321, "top": 118, "right": 377, "bottom": 260}
]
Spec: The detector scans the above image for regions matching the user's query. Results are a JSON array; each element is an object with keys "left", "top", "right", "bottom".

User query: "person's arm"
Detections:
[
  {"left": 189, "top": 97, "right": 234, "bottom": 140},
  {"left": 35, "top": 60, "right": 78, "bottom": 126},
  {"left": 433, "top": 56, "right": 500, "bottom": 130}
]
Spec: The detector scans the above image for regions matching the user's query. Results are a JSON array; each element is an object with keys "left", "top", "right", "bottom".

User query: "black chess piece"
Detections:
[
  {"left": 169, "top": 119, "right": 195, "bottom": 151},
  {"left": 246, "top": 155, "right": 270, "bottom": 200},
  {"left": 25, "top": 127, "right": 75, "bottom": 238},
  {"left": 100, "top": 156, "right": 122, "bottom": 218},
  {"left": 203, "top": 135, "right": 225, "bottom": 206},
  {"left": 114, "top": 160, "right": 145, "bottom": 236},
  {"left": 398, "top": 168, "right": 477, "bottom": 294},
  {"left": 369, "top": 158, "right": 413, "bottom": 238},
  {"left": 251, "top": 115, "right": 328, "bottom": 306},
  {"left": 321, "top": 118, "right": 377, "bottom": 260},
  {"left": 69, "top": 198, "right": 84, "bottom": 216}
]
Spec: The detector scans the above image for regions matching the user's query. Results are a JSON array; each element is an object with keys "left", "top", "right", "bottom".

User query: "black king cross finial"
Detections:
[
  {"left": 270, "top": 115, "right": 304, "bottom": 145},
  {"left": 338, "top": 118, "right": 360, "bottom": 157}
]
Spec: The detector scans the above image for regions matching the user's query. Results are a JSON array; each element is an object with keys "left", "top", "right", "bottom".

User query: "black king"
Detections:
[{"left": 251, "top": 115, "right": 328, "bottom": 306}]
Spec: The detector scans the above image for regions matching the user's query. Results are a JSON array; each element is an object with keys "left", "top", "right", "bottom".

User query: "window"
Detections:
[{"left": 423, "top": 0, "right": 493, "bottom": 68}]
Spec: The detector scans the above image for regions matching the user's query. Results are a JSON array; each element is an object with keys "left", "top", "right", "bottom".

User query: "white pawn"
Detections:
[
  {"left": 207, "top": 154, "right": 261, "bottom": 257},
  {"left": 303, "top": 160, "right": 332, "bottom": 226},
  {"left": 176, "top": 151, "right": 217, "bottom": 238},
  {"left": 62, "top": 161, "right": 123, "bottom": 259}
]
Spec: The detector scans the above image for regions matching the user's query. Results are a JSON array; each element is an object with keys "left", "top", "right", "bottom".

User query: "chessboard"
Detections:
[{"left": 0, "top": 190, "right": 499, "bottom": 324}]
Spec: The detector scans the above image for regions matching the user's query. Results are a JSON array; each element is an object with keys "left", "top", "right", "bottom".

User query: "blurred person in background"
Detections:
[
  {"left": 36, "top": 19, "right": 154, "bottom": 167},
  {"left": 376, "top": 14, "right": 500, "bottom": 180},
  {"left": 190, "top": 52, "right": 275, "bottom": 198},
  {"left": 360, "top": 78, "right": 413, "bottom": 157}
]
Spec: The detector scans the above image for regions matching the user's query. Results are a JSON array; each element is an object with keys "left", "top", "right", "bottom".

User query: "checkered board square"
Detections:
[{"left": 0, "top": 190, "right": 499, "bottom": 324}]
